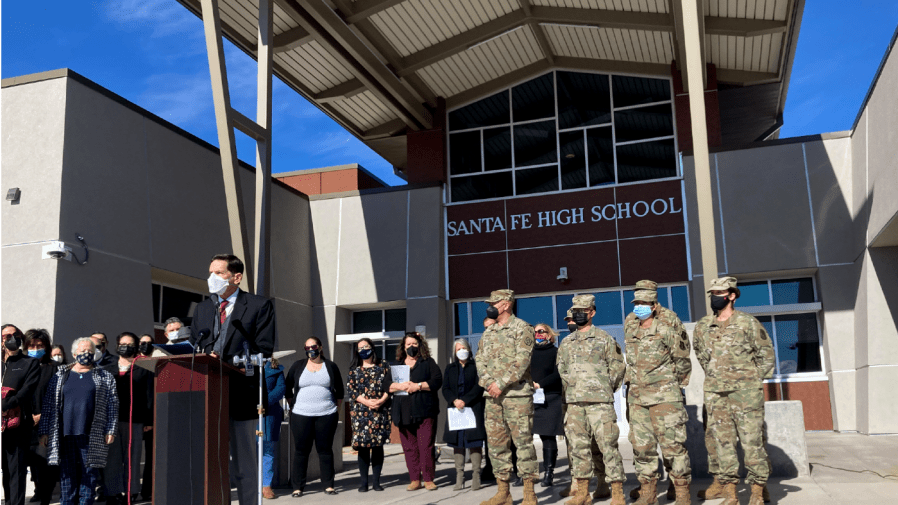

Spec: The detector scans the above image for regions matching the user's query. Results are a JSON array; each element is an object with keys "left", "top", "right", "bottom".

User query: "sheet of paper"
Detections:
[
  {"left": 448, "top": 407, "right": 477, "bottom": 431},
  {"left": 533, "top": 388, "right": 545, "bottom": 404},
  {"left": 391, "top": 365, "right": 410, "bottom": 396}
]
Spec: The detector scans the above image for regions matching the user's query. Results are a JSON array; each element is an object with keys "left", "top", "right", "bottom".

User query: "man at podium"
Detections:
[{"left": 190, "top": 254, "right": 276, "bottom": 505}]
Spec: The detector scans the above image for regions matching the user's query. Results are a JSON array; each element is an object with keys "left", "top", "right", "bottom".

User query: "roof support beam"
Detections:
[
  {"left": 671, "top": 0, "right": 706, "bottom": 91},
  {"left": 276, "top": 0, "right": 432, "bottom": 129},
  {"left": 715, "top": 69, "right": 779, "bottom": 85},
  {"left": 519, "top": 0, "right": 554, "bottom": 66},
  {"left": 704, "top": 17, "right": 788, "bottom": 37},
  {"left": 273, "top": 25, "right": 313, "bottom": 52},
  {"left": 313, "top": 78, "right": 366, "bottom": 102},
  {"left": 344, "top": 0, "right": 407, "bottom": 24},
  {"left": 361, "top": 118, "right": 408, "bottom": 140}
]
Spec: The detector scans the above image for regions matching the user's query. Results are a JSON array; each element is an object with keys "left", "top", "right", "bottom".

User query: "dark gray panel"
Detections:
[
  {"left": 804, "top": 140, "right": 859, "bottom": 264},
  {"left": 715, "top": 144, "right": 816, "bottom": 273},
  {"left": 155, "top": 391, "right": 206, "bottom": 505},
  {"left": 407, "top": 187, "right": 443, "bottom": 299},
  {"left": 718, "top": 83, "right": 780, "bottom": 145}
]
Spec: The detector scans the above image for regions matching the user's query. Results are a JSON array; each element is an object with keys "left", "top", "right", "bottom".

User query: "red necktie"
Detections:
[{"left": 219, "top": 300, "right": 229, "bottom": 326}]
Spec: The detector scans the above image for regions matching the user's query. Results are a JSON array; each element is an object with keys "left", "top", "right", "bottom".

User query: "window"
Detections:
[
  {"left": 351, "top": 308, "right": 407, "bottom": 365},
  {"left": 448, "top": 71, "right": 676, "bottom": 203},
  {"left": 151, "top": 283, "right": 207, "bottom": 327},
  {"left": 733, "top": 277, "right": 823, "bottom": 378},
  {"left": 454, "top": 283, "right": 691, "bottom": 351}
]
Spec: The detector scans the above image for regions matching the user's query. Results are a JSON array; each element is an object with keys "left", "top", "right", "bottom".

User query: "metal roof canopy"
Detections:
[{"left": 175, "top": 0, "right": 803, "bottom": 176}]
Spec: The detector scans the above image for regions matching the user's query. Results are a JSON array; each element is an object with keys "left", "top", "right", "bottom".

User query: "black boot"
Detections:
[
  {"left": 540, "top": 447, "right": 557, "bottom": 487},
  {"left": 512, "top": 475, "right": 524, "bottom": 487}
]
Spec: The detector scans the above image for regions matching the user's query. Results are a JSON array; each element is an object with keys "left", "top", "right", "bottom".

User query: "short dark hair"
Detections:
[
  {"left": 305, "top": 336, "right": 323, "bottom": 348},
  {"left": 90, "top": 332, "right": 107, "bottom": 341},
  {"left": 164, "top": 317, "right": 183, "bottom": 328},
  {"left": 728, "top": 287, "right": 742, "bottom": 299},
  {"left": 51, "top": 344, "right": 68, "bottom": 364},
  {"left": 23, "top": 329, "right": 52, "bottom": 364},
  {"left": 211, "top": 254, "right": 245, "bottom": 275},
  {"left": 2, "top": 324, "right": 24, "bottom": 339},
  {"left": 117, "top": 332, "right": 138, "bottom": 344}
]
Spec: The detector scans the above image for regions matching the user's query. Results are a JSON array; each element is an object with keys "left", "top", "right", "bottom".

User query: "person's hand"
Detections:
[
  {"left": 407, "top": 382, "right": 419, "bottom": 393},
  {"left": 487, "top": 383, "right": 502, "bottom": 398},
  {"left": 533, "top": 382, "right": 541, "bottom": 390},
  {"left": 210, "top": 351, "right": 219, "bottom": 358},
  {"left": 39, "top": 435, "right": 48, "bottom": 447},
  {"left": 33, "top": 414, "right": 41, "bottom": 425},
  {"left": 144, "top": 426, "right": 153, "bottom": 432},
  {"left": 105, "top": 435, "right": 115, "bottom": 445},
  {"left": 453, "top": 399, "right": 465, "bottom": 410}
]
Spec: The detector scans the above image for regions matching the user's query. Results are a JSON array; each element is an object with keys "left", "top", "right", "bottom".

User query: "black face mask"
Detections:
[
  {"left": 710, "top": 295, "right": 731, "bottom": 313},
  {"left": 485, "top": 305, "right": 500, "bottom": 320},
  {"left": 406, "top": 345, "right": 419, "bottom": 358},
  {"left": 306, "top": 349, "right": 320, "bottom": 360},
  {"left": 572, "top": 312, "right": 590, "bottom": 327},
  {"left": 138, "top": 342, "right": 153, "bottom": 356},
  {"left": 4, "top": 336, "right": 21, "bottom": 352},
  {"left": 567, "top": 322, "right": 578, "bottom": 333},
  {"left": 358, "top": 349, "right": 373, "bottom": 360},
  {"left": 117, "top": 344, "right": 137, "bottom": 358}
]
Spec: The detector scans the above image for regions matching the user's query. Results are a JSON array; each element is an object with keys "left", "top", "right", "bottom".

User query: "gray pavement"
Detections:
[{"left": 10, "top": 432, "right": 897, "bottom": 504}]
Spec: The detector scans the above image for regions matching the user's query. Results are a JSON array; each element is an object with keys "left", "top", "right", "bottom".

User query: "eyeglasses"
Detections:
[
  {"left": 304, "top": 345, "right": 319, "bottom": 351},
  {"left": 535, "top": 329, "right": 549, "bottom": 334},
  {"left": 358, "top": 346, "right": 372, "bottom": 351}
]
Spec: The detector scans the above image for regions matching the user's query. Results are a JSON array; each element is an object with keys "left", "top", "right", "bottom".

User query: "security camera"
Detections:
[
  {"left": 42, "top": 241, "right": 71, "bottom": 261},
  {"left": 557, "top": 267, "right": 568, "bottom": 282}
]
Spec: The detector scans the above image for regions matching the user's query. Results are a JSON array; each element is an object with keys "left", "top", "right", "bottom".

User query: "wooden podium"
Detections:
[{"left": 137, "top": 354, "right": 244, "bottom": 505}]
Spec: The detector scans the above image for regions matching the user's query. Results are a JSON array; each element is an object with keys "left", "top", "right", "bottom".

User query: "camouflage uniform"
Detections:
[
  {"left": 624, "top": 290, "right": 692, "bottom": 484},
  {"left": 694, "top": 278, "right": 775, "bottom": 486},
  {"left": 557, "top": 295, "right": 626, "bottom": 484},
  {"left": 477, "top": 290, "right": 538, "bottom": 482}
]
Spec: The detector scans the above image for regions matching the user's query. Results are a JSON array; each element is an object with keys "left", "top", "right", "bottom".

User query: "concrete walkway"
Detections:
[{"left": 10, "top": 432, "right": 897, "bottom": 504}]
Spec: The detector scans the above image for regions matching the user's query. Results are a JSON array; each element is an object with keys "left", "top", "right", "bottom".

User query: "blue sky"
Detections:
[{"left": 3, "top": 1, "right": 897, "bottom": 186}]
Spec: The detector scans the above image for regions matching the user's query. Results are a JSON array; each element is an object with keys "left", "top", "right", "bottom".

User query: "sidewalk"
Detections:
[{"left": 12, "top": 432, "right": 897, "bottom": 503}]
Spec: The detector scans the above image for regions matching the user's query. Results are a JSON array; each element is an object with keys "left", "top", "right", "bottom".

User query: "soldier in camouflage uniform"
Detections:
[
  {"left": 625, "top": 289, "right": 693, "bottom": 505},
  {"left": 477, "top": 289, "right": 539, "bottom": 505},
  {"left": 694, "top": 277, "right": 775, "bottom": 505},
  {"left": 558, "top": 309, "right": 610, "bottom": 501},
  {"left": 625, "top": 280, "right": 689, "bottom": 502},
  {"left": 557, "top": 295, "right": 626, "bottom": 505}
]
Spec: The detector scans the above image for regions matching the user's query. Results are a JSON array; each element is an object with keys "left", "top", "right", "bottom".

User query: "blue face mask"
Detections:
[
  {"left": 28, "top": 349, "right": 46, "bottom": 359},
  {"left": 358, "top": 349, "right": 373, "bottom": 359},
  {"left": 633, "top": 305, "right": 654, "bottom": 321}
]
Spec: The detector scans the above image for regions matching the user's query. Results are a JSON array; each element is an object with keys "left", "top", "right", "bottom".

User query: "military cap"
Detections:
[
  {"left": 634, "top": 280, "right": 658, "bottom": 291},
  {"left": 570, "top": 294, "right": 595, "bottom": 310},
  {"left": 564, "top": 309, "right": 573, "bottom": 321},
  {"left": 631, "top": 290, "right": 658, "bottom": 304},
  {"left": 707, "top": 276, "right": 738, "bottom": 293},
  {"left": 485, "top": 289, "right": 515, "bottom": 303}
]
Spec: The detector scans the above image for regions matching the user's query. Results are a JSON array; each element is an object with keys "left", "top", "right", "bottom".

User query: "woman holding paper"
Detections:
[
  {"left": 346, "top": 338, "right": 392, "bottom": 492},
  {"left": 531, "top": 324, "right": 564, "bottom": 487},
  {"left": 389, "top": 332, "right": 442, "bottom": 491},
  {"left": 441, "top": 339, "right": 486, "bottom": 491}
]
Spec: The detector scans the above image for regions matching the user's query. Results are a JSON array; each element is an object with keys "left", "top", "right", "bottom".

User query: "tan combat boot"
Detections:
[
  {"left": 610, "top": 482, "right": 625, "bottom": 505},
  {"left": 560, "top": 482, "right": 574, "bottom": 498},
  {"left": 522, "top": 478, "right": 539, "bottom": 505},
  {"left": 480, "top": 479, "right": 513, "bottom": 505},
  {"left": 565, "top": 479, "right": 591, "bottom": 505},
  {"left": 719, "top": 483, "right": 739, "bottom": 505},
  {"left": 632, "top": 479, "right": 658, "bottom": 505},
  {"left": 672, "top": 477, "right": 692, "bottom": 505},
  {"left": 697, "top": 478, "right": 724, "bottom": 500},
  {"left": 747, "top": 483, "right": 765, "bottom": 505},
  {"left": 593, "top": 479, "right": 611, "bottom": 500}
]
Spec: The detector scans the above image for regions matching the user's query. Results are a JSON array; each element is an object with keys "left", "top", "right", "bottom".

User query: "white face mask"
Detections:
[
  {"left": 51, "top": 355, "right": 63, "bottom": 363},
  {"left": 456, "top": 349, "right": 470, "bottom": 361},
  {"left": 207, "top": 272, "right": 230, "bottom": 296},
  {"left": 167, "top": 331, "right": 179, "bottom": 340}
]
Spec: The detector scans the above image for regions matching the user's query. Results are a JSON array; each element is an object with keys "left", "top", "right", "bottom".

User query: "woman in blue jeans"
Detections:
[{"left": 262, "top": 358, "right": 285, "bottom": 499}]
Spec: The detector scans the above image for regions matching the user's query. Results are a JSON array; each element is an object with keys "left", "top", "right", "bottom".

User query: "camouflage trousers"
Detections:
[
  {"left": 627, "top": 402, "right": 691, "bottom": 483},
  {"left": 704, "top": 388, "right": 769, "bottom": 485},
  {"left": 563, "top": 405, "right": 605, "bottom": 478},
  {"left": 485, "top": 395, "right": 538, "bottom": 481},
  {"left": 565, "top": 403, "right": 624, "bottom": 483}
]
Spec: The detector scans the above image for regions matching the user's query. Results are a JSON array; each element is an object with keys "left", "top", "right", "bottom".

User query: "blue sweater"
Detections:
[{"left": 263, "top": 364, "right": 285, "bottom": 442}]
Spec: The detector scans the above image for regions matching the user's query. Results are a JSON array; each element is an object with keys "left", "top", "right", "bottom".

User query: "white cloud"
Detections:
[
  {"left": 139, "top": 72, "right": 214, "bottom": 127},
  {"left": 101, "top": 0, "right": 200, "bottom": 39}
]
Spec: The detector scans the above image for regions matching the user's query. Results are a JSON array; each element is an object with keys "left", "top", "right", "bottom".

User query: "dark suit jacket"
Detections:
[
  {"left": 190, "top": 289, "right": 276, "bottom": 420},
  {"left": 441, "top": 360, "right": 486, "bottom": 444},
  {"left": 1, "top": 352, "right": 41, "bottom": 430}
]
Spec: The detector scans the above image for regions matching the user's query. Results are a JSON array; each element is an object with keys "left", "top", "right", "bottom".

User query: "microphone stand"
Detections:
[{"left": 234, "top": 345, "right": 266, "bottom": 505}]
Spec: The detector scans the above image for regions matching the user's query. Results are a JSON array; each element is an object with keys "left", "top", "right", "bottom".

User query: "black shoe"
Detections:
[
  {"left": 372, "top": 484, "right": 384, "bottom": 492},
  {"left": 540, "top": 467, "right": 555, "bottom": 487},
  {"left": 512, "top": 476, "right": 524, "bottom": 487},
  {"left": 358, "top": 484, "right": 369, "bottom": 492},
  {"left": 30, "top": 495, "right": 42, "bottom": 503},
  {"left": 481, "top": 471, "right": 496, "bottom": 483}
]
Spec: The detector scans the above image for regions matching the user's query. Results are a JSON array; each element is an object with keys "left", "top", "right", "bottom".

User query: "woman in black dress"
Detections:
[
  {"left": 531, "top": 323, "right": 563, "bottom": 487},
  {"left": 346, "top": 338, "right": 392, "bottom": 492},
  {"left": 442, "top": 338, "right": 486, "bottom": 491}
]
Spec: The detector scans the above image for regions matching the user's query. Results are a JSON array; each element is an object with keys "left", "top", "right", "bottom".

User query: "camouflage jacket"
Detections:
[
  {"left": 557, "top": 325, "right": 625, "bottom": 404},
  {"left": 693, "top": 310, "right": 775, "bottom": 392},
  {"left": 624, "top": 306, "right": 685, "bottom": 335},
  {"left": 624, "top": 316, "right": 692, "bottom": 405},
  {"left": 477, "top": 315, "right": 535, "bottom": 397}
]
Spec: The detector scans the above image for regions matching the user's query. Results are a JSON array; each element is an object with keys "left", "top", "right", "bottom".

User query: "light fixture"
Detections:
[
  {"left": 468, "top": 26, "right": 524, "bottom": 51},
  {"left": 565, "top": 153, "right": 576, "bottom": 159},
  {"left": 6, "top": 188, "right": 21, "bottom": 203},
  {"left": 538, "top": 22, "right": 601, "bottom": 30}
]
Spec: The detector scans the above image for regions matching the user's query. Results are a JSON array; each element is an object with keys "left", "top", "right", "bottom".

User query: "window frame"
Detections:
[
  {"left": 446, "top": 70, "right": 679, "bottom": 204},
  {"left": 151, "top": 281, "right": 209, "bottom": 330}
]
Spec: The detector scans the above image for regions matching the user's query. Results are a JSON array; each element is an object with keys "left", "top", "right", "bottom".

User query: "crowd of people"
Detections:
[{"left": 3, "top": 262, "right": 773, "bottom": 505}]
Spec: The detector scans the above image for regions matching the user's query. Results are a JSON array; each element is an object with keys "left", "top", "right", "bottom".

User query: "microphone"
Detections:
[
  {"left": 233, "top": 341, "right": 255, "bottom": 376},
  {"left": 194, "top": 329, "right": 211, "bottom": 354}
]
